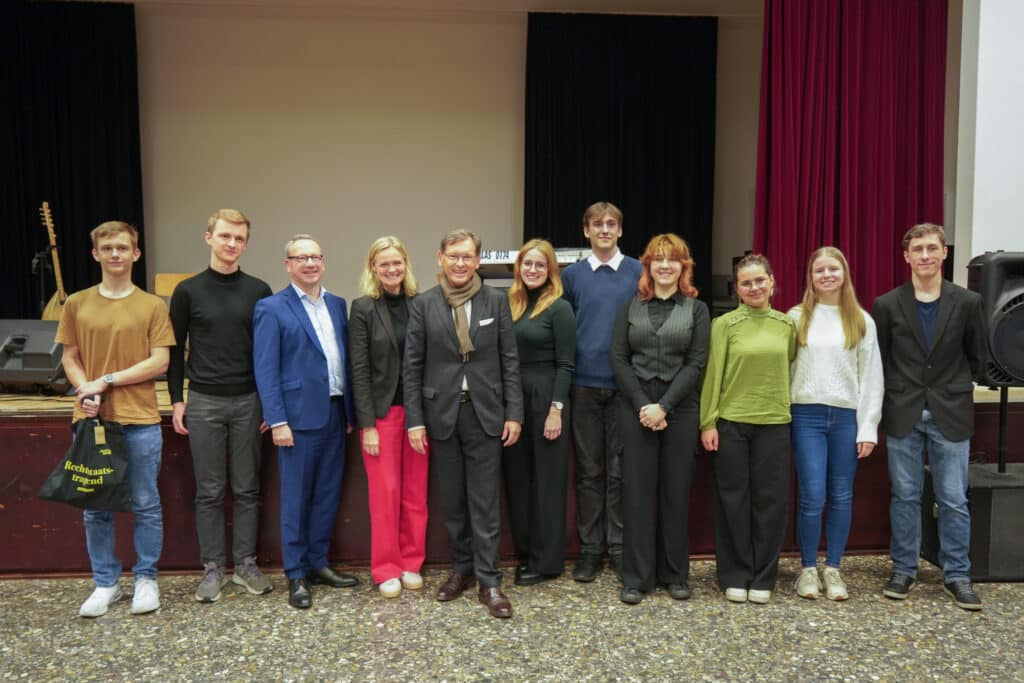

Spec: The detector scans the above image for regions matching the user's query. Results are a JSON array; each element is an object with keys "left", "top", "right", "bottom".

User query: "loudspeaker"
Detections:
[
  {"left": 921, "top": 463, "right": 1024, "bottom": 582},
  {"left": 967, "top": 251, "right": 1024, "bottom": 386},
  {"left": 0, "top": 319, "right": 69, "bottom": 394}
]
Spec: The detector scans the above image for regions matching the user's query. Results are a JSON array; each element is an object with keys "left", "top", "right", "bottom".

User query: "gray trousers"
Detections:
[{"left": 187, "top": 390, "right": 264, "bottom": 567}]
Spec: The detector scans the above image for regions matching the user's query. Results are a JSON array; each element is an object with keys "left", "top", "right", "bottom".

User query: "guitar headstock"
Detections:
[{"left": 39, "top": 201, "right": 56, "bottom": 245}]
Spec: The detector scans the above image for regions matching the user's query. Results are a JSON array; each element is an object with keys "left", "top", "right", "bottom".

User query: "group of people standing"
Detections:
[{"left": 58, "top": 203, "right": 987, "bottom": 620}]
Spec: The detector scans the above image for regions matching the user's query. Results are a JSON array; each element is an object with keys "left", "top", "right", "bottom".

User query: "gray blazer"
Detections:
[
  {"left": 349, "top": 294, "right": 412, "bottom": 429},
  {"left": 404, "top": 283, "right": 524, "bottom": 440},
  {"left": 872, "top": 280, "right": 987, "bottom": 441}
]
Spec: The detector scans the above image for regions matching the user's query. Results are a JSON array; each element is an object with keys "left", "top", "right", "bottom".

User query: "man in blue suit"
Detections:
[{"left": 254, "top": 234, "right": 359, "bottom": 609}]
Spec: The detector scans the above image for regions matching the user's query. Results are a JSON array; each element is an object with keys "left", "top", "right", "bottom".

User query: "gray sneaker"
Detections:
[
  {"left": 233, "top": 556, "right": 273, "bottom": 595},
  {"left": 195, "top": 562, "right": 228, "bottom": 602}
]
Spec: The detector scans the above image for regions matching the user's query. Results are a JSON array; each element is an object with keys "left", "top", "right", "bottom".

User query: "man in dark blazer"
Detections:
[
  {"left": 405, "top": 228, "right": 524, "bottom": 618},
  {"left": 254, "top": 234, "right": 359, "bottom": 609},
  {"left": 873, "top": 223, "right": 987, "bottom": 611}
]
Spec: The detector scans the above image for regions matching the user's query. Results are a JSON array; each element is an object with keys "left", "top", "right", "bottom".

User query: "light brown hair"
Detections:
[{"left": 90, "top": 221, "right": 138, "bottom": 249}]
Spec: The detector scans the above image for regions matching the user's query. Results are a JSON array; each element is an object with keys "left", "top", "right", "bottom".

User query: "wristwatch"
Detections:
[
  {"left": 103, "top": 373, "right": 115, "bottom": 387},
  {"left": 551, "top": 401, "right": 563, "bottom": 410}
]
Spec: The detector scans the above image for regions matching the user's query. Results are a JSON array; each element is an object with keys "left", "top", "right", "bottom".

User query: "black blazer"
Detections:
[
  {"left": 404, "top": 283, "right": 524, "bottom": 440},
  {"left": 349, "top": 294, "right": 411, "bottom": 430},
  {"left": 872, "top": 280, "right": 987, "bottom": 441}
]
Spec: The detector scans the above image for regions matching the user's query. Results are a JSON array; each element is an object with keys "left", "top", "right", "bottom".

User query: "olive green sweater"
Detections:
[{"left": 699, "top": 304, "right": 796, "bottom": 429}]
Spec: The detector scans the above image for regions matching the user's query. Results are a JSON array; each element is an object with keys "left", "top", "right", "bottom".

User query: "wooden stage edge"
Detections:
[
  {"left": 2, "top": 382, "right": 1022, "bottom": 417},
  {"left": 3, "top": 382, "right": 1023, "bottom": 577}
]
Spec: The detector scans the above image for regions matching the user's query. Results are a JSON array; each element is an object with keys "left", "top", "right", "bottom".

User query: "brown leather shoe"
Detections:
[
  {"left": 435, "top": 572, "right": 475, "bottom": 602},
  {"left": 478, "top": 586, "right": 512, "bottom": 618}
]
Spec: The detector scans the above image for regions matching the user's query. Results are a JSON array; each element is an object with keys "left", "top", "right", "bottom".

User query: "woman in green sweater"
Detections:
[
  {"left": 700, "top": 253, "right": 796, "bottom": 604},
  {"left": 504, "top": 238, "right": 576, "bottom": 585}
]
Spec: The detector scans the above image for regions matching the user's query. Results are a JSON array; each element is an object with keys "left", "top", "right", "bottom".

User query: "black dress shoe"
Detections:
[
  {"left": 572, "top": 553, "right": 603, "bottom": 583},
  {"left": 666, "top": 583, "right": 692, "bottom": 600},
  {"left": 513, "top": 564, "right": 528, "bottom": 583},
  {"left": 308, "top": 566, "right": 360, "bottom": 588},
  {"left": 288, "top": 578, "right": 312, "bottom": 609},
  {"left": 514, "top": 567, "right": 559, "bottom": 587},
  {"left": 619, "top": 585, "right": 642, "bottom": 605}
]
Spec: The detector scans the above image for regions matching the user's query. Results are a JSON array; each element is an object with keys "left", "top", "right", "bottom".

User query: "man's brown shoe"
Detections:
[
  {"left": 435, "top": 572, "right": 475, "bottom": 601},
  {"left": 478, "top": 586, "right": 512, "bottom": 618}
]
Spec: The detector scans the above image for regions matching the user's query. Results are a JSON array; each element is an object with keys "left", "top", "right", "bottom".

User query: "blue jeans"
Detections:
[
  {"left": 887, "top": 408, "right": 971, "bottom": 581},
  {"left": 791, "top": 404, "right": 859, "bottom": 568},
  {"left": 83, "top": 424, "right": 163, "bottom": 586}
]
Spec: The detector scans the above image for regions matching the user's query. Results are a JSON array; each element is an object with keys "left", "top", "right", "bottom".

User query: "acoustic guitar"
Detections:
[{"left": 40, "top": 201, "right": 68, "bottom": 321}]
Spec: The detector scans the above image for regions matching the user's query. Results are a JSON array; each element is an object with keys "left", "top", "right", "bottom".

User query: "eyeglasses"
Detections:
[
  {"left": 443, "top": 253, "right": 477, "bottom": 265},
  {"left": 737, "top": 276, "right": 770, "bottom": 291},
  {"left": 287, "top": 255, "right": 324, "bottom": 264}
]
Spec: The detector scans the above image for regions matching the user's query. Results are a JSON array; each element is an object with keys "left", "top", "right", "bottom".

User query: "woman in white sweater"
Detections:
[{"left": 788, "top": 247, "right": 883, "bottom": 600}]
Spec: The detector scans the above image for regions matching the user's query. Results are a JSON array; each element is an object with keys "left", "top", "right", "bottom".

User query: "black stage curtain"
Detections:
[
  {"left": 524, "top": 13, "right": 717, "bottom": 298},
  {"left": 1, "top": 1, "right": 146, "bottom": 319}
]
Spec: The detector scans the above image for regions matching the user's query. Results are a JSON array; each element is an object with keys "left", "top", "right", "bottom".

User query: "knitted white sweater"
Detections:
[{"left": 788, "top": 303, "right": 884, "bottom": 444}]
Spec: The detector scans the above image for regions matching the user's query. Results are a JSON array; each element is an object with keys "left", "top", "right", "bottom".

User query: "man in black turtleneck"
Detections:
[{"left": 168, "top": 209, "right": 273, "bottom": 603}]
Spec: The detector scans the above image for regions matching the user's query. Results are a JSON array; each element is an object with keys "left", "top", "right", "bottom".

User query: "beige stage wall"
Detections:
[{"left": 136, "top": 4, "right": 764, "bottom": 300}]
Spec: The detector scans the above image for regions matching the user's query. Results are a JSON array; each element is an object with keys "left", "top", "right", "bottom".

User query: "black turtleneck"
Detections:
[
  {"left": 384, "top": 290, "right": 409, "bottom": 404},
  {"left": 167, "top": 267, "right": 272, "bottom": 403}
]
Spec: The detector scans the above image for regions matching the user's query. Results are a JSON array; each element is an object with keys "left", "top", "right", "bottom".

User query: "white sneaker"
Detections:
[
  {"left": 401, "top": 572, "right": 424, "bottom": 590},
  {"left": 748, "top": 589, "right": 772, "bottom": 604},
  {"left": 822, "top": 567, "right": 849, "bottom": 601},
  {"left": 725, "top": 587, "right": 748, "bottom": 603},
  {"left": 379, "top": 578, "right": 402, "bottom": 598},
  {"left": 131, "top": 578, "right": 160, "bottom": 614},
  {"left": 795, "top": 567, "right": 822, "bottom": 599},
  {"left": 79, "top": 584, "right": 123, "bottom": 618}
]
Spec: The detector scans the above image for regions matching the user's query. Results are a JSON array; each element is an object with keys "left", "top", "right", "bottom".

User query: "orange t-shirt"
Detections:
[{"left": 55, "top": 286, "right": 176, "bottom": 424}]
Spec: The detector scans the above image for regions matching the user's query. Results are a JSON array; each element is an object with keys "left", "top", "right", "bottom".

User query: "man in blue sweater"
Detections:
[{"left": 561, "top": 202, "right": 642, "bottom": 581}]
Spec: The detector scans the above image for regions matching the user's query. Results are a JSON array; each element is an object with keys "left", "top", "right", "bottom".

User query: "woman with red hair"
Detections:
[{"left": 611, "top": 233, "right": 709, "bottom": 604}]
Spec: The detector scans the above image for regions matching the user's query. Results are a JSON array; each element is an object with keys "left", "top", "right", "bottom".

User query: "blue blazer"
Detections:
[{"left": 253, "top": 285, "right": 355, "bottom": 431}]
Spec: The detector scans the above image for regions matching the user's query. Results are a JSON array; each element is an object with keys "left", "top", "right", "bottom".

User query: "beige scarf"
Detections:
[{"left": 439, "top": 273, "right": 481, "bottom": 362}]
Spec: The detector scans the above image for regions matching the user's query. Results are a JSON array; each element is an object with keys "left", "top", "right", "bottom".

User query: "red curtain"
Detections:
[{"left": 753, "top": 0, "right": 947, "bottom": 311}]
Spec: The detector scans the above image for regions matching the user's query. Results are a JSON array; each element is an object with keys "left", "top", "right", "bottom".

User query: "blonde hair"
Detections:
[
  {"left": 795, "top": 246, "right": 866, "bottom": 349},
  {"left": 508, "top": 238, "right": 563, "bottom": 321},
  {"left": 358, "top": 236, "right": 418, "bottom": 298},
  {"left": 90, "top": 221, "right": 138, "bottom": 249},
  {"left": 207, "top": 208, "right": 250, "bottom": 234}
]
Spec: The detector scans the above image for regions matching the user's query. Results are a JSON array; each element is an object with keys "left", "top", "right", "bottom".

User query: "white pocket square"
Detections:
[{"left": 479, "top": 317, "right": 495, "bottom": 326}]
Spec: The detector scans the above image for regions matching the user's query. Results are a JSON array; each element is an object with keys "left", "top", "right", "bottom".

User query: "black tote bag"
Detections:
[{"left": 38, "top": 417, "right": 132, "bottom": 512}]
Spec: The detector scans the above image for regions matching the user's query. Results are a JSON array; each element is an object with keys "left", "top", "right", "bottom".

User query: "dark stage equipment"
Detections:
[
  {"left": 0, "top": 320, "right": 68, "bottom": 394},
  {"left": 922, "top": 464, "right": 1024, "bottom": 582}
]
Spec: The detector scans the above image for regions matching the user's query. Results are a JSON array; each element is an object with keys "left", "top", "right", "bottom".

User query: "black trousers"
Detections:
[
  {"left": 710, "top": 419, "right": 790, "bottom": 591},
  {"left": 618, "top": 381, "right": 698, "bottom": 591},
  {"left": 571, "top": 385, "right": 624, "bottom": 556},
  {"left": 432, "top": 401, "right": 503, "bottom": 587},
  {"left": 502, "top": 365, "right": 569, "bottom": 575}
]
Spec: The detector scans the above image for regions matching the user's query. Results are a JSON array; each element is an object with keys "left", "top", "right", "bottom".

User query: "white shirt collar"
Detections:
[
  {"left": 587, "top": 249, "right": 624, "bottom": 271},
  {"left": 291, "top": 282, "right": 325, "bottom": 302}
]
